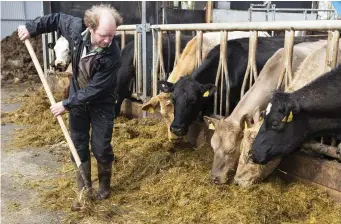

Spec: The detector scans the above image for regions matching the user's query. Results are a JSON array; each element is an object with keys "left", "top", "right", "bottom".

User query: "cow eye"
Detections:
[{"left": 271, "top": 121, "right": 279, "bottom": 129}]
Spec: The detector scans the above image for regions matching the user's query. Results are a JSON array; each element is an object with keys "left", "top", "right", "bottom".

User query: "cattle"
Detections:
[
  {"left": 48, "top": 36, "right": 70, "bottom": 71},
  {"left": 233, "top": 107, "right": 282, "bottom": 187},
  {"left": 142, "top": 31, "right": 271, "bottom": 142},
  {"left": 234, "top": 43, "right": 339, "bottom": 187},
  {"left": 160, "top": 36, "right": 320, "bottom": 138},
  {"left": 115, "top": 33, "right": 193, "bottom": 117},
  {"left": 203, "top": 39, "right": 327, "bottom": 185},
  {"left": 250, "top": 63, "right": 341, "bottom": 164}
]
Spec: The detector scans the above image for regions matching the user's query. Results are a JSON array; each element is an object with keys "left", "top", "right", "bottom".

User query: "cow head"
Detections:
[
  {"left": 263, "top": 91, "right": 300, "bottom": 133},
  {"left": 51, "top": 36, "right": 70, "bottom": 71},
  {"left": 159, "top": 76, "right": 216, "bottom": 137},
  {"left": 203, "top": 115, "right": 245, "bottom": 185},
  {"left": 141, "top": 92, "right": 180, "bottom": 142},
  {"left": 234, "top": 107, "right": 281, "bottom": 187},
  {"left": 250, "top": 108, "right": 307, "bottom": 164}
]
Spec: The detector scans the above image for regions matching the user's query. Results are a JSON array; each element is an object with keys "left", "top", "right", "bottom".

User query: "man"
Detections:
[{"left": 18, "top": 4, "right": 122, "bottom": 210}]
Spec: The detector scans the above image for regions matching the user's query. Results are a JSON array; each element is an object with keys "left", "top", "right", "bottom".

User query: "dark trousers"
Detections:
[{"left": 69, "top": 103, "right": 115, "bottom": 164}]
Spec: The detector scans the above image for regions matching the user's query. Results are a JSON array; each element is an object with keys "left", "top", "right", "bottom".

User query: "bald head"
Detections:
[{"left": 85, "top": 4, "right": 122, "bottom": 49}]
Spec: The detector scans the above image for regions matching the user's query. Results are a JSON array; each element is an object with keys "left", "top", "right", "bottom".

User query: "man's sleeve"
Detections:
[
  {"left": 25, "top": 13, "right": 83, "bottom": 42},
  {"left": 62, "top": 60, "right": 121, "bottom": 109}
]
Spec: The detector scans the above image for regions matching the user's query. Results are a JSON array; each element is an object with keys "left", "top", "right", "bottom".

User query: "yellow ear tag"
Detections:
[
  {"left": 208, "top": 123, "right": 215, "bottom": 130},
  {"left": 244, "top": 121, "right": 248, "bottom": 130},
  {"left": 147, "top": 107, "right": 155, "bottom": 113},
  {"left": 287, "top": 111, "right": 293, "bottom": 122},
  {"left": 281, "top": 111, "right": 294, "bottom": 123},
  {"left": 281, "top": 116, "right": 287, "bottom": 122},
  {"left": 203, "top": 90, "right": 209, "bottom": 97}
]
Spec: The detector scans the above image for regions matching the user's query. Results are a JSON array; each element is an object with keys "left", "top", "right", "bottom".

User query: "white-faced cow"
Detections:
[
  {"left": 142, "top": 31, "right": 270, "bottom": 142},
  {"left": 160, "top": 36, "right": 320, "bottom": 138},
  {"left": 235, "top": 43, "right": 341, "bottom": 186},
  {"left": 250, "top": 62, "right": 341, "bottom": 165},
  {"left": 203, "top": 39, "right": 327, "bottom": 185}
]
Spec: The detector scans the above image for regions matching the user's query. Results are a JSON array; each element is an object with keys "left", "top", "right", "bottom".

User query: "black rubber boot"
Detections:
[
  {"left": 96, "top": 162, "right": 112, "bottom": 200},
  {"left": 71, "top": 161, "right": 92, "bottom": 211}
]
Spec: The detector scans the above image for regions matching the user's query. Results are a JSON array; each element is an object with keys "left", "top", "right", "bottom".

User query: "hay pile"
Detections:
[
  {"left": 1, "top": 31, "right": 43, "bottom": 85},
  {"left": 4, "top": 90, "right": 341, "bottom": 224},
  {"left": 1, "top": 88, "right": 66, "bottom": 148}
]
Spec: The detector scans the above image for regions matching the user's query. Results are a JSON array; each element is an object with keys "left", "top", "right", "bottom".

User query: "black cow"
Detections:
[
  {"left": 250, "top": 64, "right": 341, "bottom": 164},
  {"left": 114, "top": 34, "right": 193, "bottom": 117},
  {"left": 159, "top": 36, "right": 320, "bottom": 136}
]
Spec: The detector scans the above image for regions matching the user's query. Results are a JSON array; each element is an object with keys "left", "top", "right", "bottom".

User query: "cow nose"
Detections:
[
  {"left": 210, "top": 176, "right": 220, "bottom": 185},
  {"left": 170, "top": 126, "right": 184, "bottom": 136}
]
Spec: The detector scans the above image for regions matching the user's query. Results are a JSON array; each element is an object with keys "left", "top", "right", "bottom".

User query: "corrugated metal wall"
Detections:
[{"left": 1, "top": 1, "right": 42, "bottom": 39}]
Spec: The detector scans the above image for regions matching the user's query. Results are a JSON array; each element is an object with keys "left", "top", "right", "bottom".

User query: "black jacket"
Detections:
[{"left": 26, "top": 13, "right": 121, "bottom": 110}]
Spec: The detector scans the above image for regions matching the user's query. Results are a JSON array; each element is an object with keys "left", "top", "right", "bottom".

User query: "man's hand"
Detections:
[
  {"left": 50, "top": 101, "right": 67, "bottom": 117},
  {"left": 17, "top": 25, "right": 31, "bottom": 41}
]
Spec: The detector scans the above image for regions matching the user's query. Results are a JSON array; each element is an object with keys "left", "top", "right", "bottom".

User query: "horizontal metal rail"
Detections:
[
  {"left": 150, "top": 20, "right": 341, "bottom": 31},
  {"left": 251, "top": 8, "right": 336, "bottom": 12},
  {"left": 117, "top": 25, "right": 138, "bottom": 31}
]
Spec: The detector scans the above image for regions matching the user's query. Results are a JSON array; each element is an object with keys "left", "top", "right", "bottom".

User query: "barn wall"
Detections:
[{"left": 1, "top": 1, "right": 42, "bottom": 39}]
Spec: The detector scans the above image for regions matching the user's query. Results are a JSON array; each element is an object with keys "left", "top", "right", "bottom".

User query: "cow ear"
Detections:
[
  {"left": 240, "top": 114, "right": 252, "bottom": 130},
  {"left": 158, "top": 80, "right": 174, "bottom": 93},
  {"left": 253, "top": 106, "right": 261, "bottom": 124},
  {"left": 47, "top": 42, "right": 55, "bottom": 49},
  {"left": 201, "top": 84, "right": 216, "bottom": 98},
  {"left": 141, "top": 96, "right": 160, "bottom": 114},
  {"left": 203, "top": 116, "right": 218, "bottom": 130},
  {"left": 287, "top": 99, "right": 300, "bottom": 114}
]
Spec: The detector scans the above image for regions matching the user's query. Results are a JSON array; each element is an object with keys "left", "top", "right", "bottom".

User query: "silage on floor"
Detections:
[{"left": 3, "top": 89, "right": 341, "bottom": 224}]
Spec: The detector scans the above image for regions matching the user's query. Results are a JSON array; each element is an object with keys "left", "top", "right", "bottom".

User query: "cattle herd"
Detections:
[{"left": 51, "top": 31, "right": 341, "bottom": 188}]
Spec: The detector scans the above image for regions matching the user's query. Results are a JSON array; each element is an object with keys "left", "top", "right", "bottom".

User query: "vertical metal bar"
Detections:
[
  {"left": 248, "top": 6, "right": 252, "bottom": 22},
  {"left": 48, "top": 33, "right": 54, "bottom": 70},
  {"left": 121, "top": 31, "right": 126, "bottom": 50},
  {"left": 174, "top": 30, "right": 181, "bottom": 68},
  {"left": 303, "top": 10, "right": 307, "bottom": 20},
  {"left": 141, "top": 1, "right": 147, "bottom": 102},
  {"left": 196, "top": 30, "right": 203, "bottom": 67},
  {"left": 41, "top": 1, "right": 48, "bottom": 76},
  {"left": 138, "top": 32, "right": 143, "bottom": 97},
  {"left": 330, "top": 30, "right": 340, "bottom": 69},
  {"left": 158, "top": 31, "right": 165, "bottom": 80},
  {"left": 222, "top": 31, "right": 229, "bottom": 116},
  {"left": 325, "top": 31, "right": 333, "bottom": 72},
  {"left": 271, "top": 5, "right": 275, "bottom": 36},
  {"left": 133, "top": 31, "right": 138, "bottom": 94},
  {"left": 152, "top": 29, "right": 158, "bottom": 97}
]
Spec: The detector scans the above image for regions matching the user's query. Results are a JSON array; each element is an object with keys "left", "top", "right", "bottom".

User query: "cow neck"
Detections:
[{"left": 302, "top": 113, "right": 341, "bottom": 137}]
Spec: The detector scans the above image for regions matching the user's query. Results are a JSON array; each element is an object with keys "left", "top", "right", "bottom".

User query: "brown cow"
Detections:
[
  {"left": 234, "top": 42, "right": 341, "bottom": 187},
  {"left": 204, "top": 40, "right": 327, "bottom": 185}
]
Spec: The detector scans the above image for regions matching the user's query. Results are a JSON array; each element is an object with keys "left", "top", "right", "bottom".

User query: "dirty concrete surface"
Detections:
[{"left": 1, "top": 84, "right": 65, "bottom": 223}]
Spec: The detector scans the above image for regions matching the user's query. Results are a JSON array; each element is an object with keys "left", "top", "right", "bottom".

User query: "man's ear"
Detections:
[
  {"left": 201, "top": 83, "right": 216, "bottom": 98},
  {"left": 158, "top": 80, "right": 174, "bottom": 93},
  {"left": 203, "top": 116, "right": 219, "bottom": 130},
  {"left": 141, "top": 96, "right": 160, "bottom": 114}
]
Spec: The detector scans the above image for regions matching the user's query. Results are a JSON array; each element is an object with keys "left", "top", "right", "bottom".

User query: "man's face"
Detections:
[{"left": 90, "top": 19, "right": 116, "bottom": 48}]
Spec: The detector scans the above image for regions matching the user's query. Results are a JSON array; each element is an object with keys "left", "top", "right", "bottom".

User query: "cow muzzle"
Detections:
[{"left": 170, "top": 126, "right": 186, "bottom": 136}]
